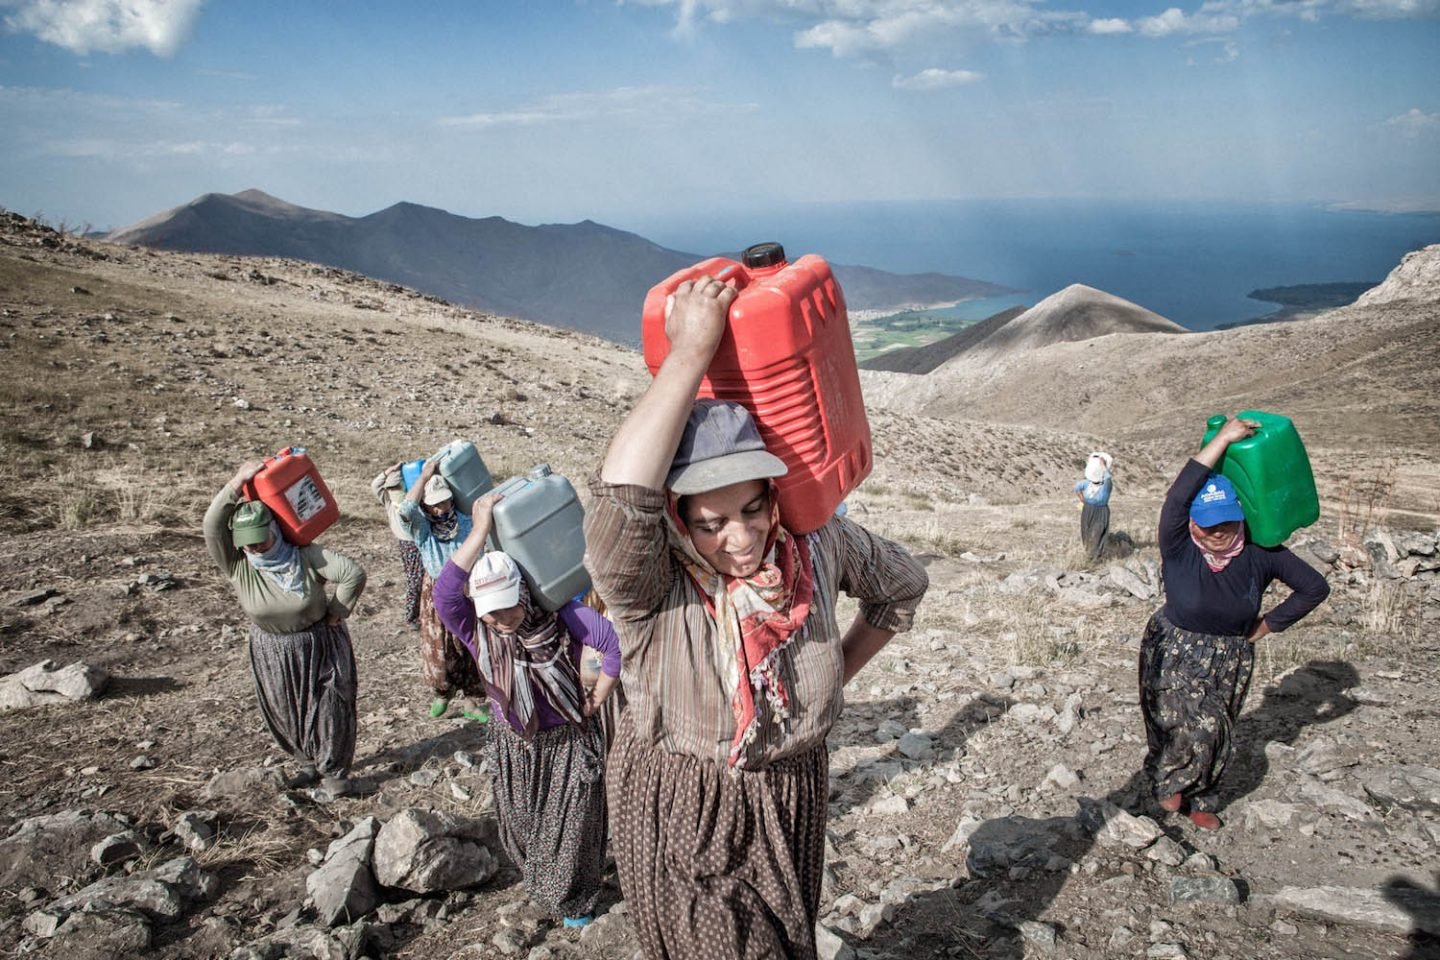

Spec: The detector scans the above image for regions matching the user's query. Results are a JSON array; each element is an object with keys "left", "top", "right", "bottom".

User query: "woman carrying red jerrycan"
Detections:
[
  {"left": 588, "top": 271, "right": 928, "bottom": 959},
  {"left": 1140, "top": 416, "right": 1329, "bottom": 829},
  {"left": 203, "top": 458, "right": 366, "bottom": 802}
]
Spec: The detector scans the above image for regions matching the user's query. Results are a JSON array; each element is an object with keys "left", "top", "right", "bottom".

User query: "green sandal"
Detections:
[{"left": 429, "top": 697, "right": 450, "bottom": 718}]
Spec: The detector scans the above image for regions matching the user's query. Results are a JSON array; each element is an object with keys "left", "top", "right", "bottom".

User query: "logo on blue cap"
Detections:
[{"left": 1190, "top": 474, "right": 1245, "bottom": 527}]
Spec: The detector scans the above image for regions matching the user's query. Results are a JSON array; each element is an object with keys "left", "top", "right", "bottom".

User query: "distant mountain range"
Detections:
[{"left": 107, "top": 190, "right": 1013, "bottom": 344}]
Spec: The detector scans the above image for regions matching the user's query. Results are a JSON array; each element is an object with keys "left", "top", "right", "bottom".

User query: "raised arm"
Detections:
[
  {"left": 448, "top": 492, "right": 503, "bottom": 574},
  {"left": 203, "top": 460, "right": 265, "bottom": 576},
  {"left": 599, "top": 275, "right": 736, "bottom": 488}
]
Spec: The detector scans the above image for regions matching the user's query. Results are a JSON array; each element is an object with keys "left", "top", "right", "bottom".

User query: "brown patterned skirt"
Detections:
[
  {"left": 608, "top": 713, "right": 829, "bottom": 960},
  {"left": 489, "top": 718, "right": 608, "bottom": 919},
  {"left": 419, "top": 573, "right": 483, "bottom": 698},
  {"left": 1139, "top": 611, "right": 1255, "bottom": 813}
]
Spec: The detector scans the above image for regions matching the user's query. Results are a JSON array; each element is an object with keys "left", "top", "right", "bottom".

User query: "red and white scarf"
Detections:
[
  {"left": 667, "top": 486, "right": 815, "bottom": 768},
  {"left": 1189, "top": 520, "right": 1246, "bottom": 572}
]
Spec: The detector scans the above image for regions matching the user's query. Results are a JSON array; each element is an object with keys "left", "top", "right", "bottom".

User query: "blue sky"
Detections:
[{"left": 1, "top": 0, "right": 1437, "bottom": 233}]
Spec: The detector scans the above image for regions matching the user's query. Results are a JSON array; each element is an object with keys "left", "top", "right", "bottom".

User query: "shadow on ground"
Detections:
[{"left": 860, "top": 659, "right": 1366, "bottom": 958}]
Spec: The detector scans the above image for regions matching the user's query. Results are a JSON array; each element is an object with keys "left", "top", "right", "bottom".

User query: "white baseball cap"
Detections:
[
  {"left": 469, "top": 552, "right": 522, "bottom": 617},
  {"left": 422, "top": 475, "right": 454, "bottom": 506}
]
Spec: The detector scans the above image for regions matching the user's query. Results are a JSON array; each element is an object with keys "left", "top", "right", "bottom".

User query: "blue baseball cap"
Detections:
[{"left": 1190, "top": 474, "right": 1245, "bottom": 527}]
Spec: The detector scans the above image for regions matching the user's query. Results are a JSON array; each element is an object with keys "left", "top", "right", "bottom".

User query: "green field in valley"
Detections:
[{"left": 850, "top": 309, "right": 979, "bottom": 362}]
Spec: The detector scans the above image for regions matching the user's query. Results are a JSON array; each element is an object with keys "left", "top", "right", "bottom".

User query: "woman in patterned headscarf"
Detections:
[
  {"left": 203, "top": 460, "right": 366, "bottom": 802},
  {"left": 433, "top": 492, "right": 621, "bottom": 927},
  {"left": 1140, "top": 416, "right": 1329, "bottom": 829},
  {"left": 584, "top": 275, "right": 929, "bottom": 960},
  {"left": 396, "top": 457, "right": 486, "bottom": 721}
]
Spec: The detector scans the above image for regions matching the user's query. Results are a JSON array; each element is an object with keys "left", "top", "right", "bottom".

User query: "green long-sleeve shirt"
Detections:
[{"left": 203, "top": 486, "right": 367, "bottom": 634}]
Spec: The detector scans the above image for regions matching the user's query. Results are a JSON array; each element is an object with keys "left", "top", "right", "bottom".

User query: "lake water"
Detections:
[{"left": 632, "top": 199, "right": 1440, "bottom": 331}]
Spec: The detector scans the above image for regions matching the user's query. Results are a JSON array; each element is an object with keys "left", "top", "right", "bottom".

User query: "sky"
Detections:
[{"left": 0, "top": 0, "right": 1437, "bottom": 235}]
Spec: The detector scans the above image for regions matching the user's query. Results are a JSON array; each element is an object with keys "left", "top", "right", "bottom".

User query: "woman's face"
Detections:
[
  {"left": 481, "top": 603, "right": 526, "bottom": 634},
  {"left": 683, "top": 480, "right": 774, "bottom": 578},
  {"left": 423, "top": 500, "right": 454, "bottom": 522},
  {"left": 241, "top": 533, "right": 276, "bottom": 555},
  {"left": 1193, "top": 520, "right": 1242, "bottom": 552}
]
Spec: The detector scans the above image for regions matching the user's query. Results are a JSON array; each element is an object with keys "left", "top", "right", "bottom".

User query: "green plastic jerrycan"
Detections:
[{"left": 1201, "top": 411, "right": 1319, "bottom": 547}]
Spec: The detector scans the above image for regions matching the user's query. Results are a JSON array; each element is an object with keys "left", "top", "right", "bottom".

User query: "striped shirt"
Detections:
[{"left": 584, "top": 476, "right": 929, "bottom": 769}]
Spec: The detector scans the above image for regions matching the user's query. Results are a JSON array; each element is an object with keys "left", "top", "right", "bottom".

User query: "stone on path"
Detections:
[
  {"left": 203, "top": 766, "right": 285, "bottom": 800},
  {"left": 1267, "top": 884, "right": 1440, "bottom": 936},
  {"left": 307, "top": 816, "right": 381, "bottom": 927},
  {"left": 0, "top": 659, "right": 109, "bottom": 711},
  {"left": 1360, "top": 764, "right": 1440, "bottom": 812},
  {"left": 1170, "top": 877, "right": 1242, "bottom": 905},
  {"left": 0, "top": 809, "right": 132, "bottom": 888},
  {"left": 1076, "top": 797, "right": 1164, "bottom": 849},
  {"left": 372, "top": 807, "right": 501, "bottom": 894},
  {"left": 816, "top": 922, "right": 857, "bottom": 960}
]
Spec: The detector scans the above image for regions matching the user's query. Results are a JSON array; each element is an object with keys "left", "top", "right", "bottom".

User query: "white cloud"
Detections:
[
  {"left": 1136, "top": 6, "right": 1240, "bottom": 36},
  {"left": 892, "top": 68, "right": 985, "bottom": 90},
  {"left": 1386, "top": 107, "right": 1440, "bottom": 138},
  {"left": 2, "top": 0, "right": 205, "bottom": 56},
  {"left": 1087, "top": 17, "right": 1133, "bottom": 33},
  {"left": 1202, "top": 0, "right": 1438, "bottom": 21},
  {"left": 42, "top": 136, "right": 256, "bottom": 159},
  {"left": 1183, "top": 35, "right": 1241, "bottom": 60},
  {"left": 438, "top": 86, "right": 753, "bottom": 129},
  {"left": 1336, "top": 0, "right": 1440, "bottom": 16}
]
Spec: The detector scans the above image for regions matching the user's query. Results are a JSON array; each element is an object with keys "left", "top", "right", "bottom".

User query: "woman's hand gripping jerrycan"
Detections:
[
  {"left": 641, "top": 242, "right": 872, "bottom": 535},
  {"left": 1201, "top": 411, "right": 1320, "bottom": 548},
  {"left": 241, "top": 447, "right": 340, "bottom": 547}
]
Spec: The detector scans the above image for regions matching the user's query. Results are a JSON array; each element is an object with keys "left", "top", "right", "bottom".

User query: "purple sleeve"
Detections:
[
  {"left": 1160, "top": 459, "right": 1211, "bottom": 558},
  {"left": 434, "top": 561, "right": 478, "bottom": 660},
  {"left": 1261, "top": 547, "right": 1332, "bottom": 633},
  {"left": 559, "top": 602, "right": 622, "bottom": 678}
]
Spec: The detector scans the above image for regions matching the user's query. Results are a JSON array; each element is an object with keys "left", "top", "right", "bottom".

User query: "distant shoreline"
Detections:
[{"left": 850, "top": 300, "right": 969, "bottom": 322}]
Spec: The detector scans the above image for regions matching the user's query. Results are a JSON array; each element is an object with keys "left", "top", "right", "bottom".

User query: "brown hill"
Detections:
[{"left": 1, "top": 214, "right": 1436, "bottom": 960}]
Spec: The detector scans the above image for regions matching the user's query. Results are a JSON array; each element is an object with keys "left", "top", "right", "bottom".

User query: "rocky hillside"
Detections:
[{"left": 1, "top": 213, "right": 1437, "bottom": 960}]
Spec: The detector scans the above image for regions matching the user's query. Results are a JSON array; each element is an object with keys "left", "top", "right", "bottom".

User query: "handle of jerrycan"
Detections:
[{"left": 663, "top": 259, "right": 746, "bottom": 320}]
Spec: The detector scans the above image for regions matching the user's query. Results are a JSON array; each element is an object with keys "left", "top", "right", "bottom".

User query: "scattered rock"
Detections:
[
  {"left": 172, "top": 811, "right": 218, "bottom": 852},
  {"left": 1170, "top": 876, "right": 1242, "bottom": 905},
  {"left": 1360, "top": 764, "right": 1440, "bottom": 812},
  {"left": 203, "top": 766, "right": 286, "bottom": 800},
  {"left": 0, "top": 659, "right": 109, "bottom": 710},
  {"left": 1266, "top": 884, "right": 1440, "bottom": 936},
  {"left": 372, "top": 808, "right": 501, "bottom": 893},
  {"left": 308, "top": 817, "right": 381, "bottom": 927}
]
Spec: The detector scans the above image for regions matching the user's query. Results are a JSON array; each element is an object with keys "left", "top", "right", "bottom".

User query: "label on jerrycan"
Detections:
[{"left": 284, "top": 475, "right": 328, "bottom": 523}]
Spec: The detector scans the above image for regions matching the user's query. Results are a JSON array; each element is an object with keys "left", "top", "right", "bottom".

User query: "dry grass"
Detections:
[{"left": 1335, "top": 457, "right": 1399, "bottom": 547}]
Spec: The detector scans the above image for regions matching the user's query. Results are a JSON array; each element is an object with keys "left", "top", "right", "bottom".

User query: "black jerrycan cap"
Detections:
[{"left": 742, "top": 242, "right": 786, "bottom": 269}]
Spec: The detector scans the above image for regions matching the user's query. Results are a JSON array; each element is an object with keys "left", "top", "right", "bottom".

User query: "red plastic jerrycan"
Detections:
[
  {"left": 642, "top": 242, "right": 872, "bottom": 534},
  {"left": 242, "top": 447, "right": 340, "bottom": 546}
]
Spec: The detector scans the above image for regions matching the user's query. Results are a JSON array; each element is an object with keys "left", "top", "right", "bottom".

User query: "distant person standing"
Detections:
[
  {"left": 371, "top": 464, "right": 423, "bottom": 630},
  {"left": 396, "top": 458, "right": 486, "bottom": 721},
  {"left": 1074, "top": 451, "right": 1114, "bottom": 560},
  {"left": 204, "top": 460, "right": 366, "bottom": 801},
  {"left": 1139, "top": 417, "right": 1329, "bottom": 829}
]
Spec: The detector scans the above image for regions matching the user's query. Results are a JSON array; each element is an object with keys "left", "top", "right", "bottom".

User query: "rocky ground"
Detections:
[{"left": 1, "top": 212, "right": 1438, "bottom": 960}]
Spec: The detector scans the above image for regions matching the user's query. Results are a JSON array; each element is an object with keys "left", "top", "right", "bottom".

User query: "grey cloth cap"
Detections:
[{"left": 666, "top": 399, "right": 788, "bottom": 495}]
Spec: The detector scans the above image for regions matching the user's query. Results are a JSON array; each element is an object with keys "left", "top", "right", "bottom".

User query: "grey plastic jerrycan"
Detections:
[
  {"left": 490, "top": 464, "right": 591, "bottom": 612},
  {"left": 436, "top": 440, "right": 493, "bottom": 513}
]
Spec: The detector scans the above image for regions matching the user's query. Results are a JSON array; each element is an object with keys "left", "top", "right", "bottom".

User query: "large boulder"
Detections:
[
  {"left": 372, "top": 808, "right": 501, "bottom": 894},
  {"left": 0, "top": 659, "right": 109, "bottom": 711},
  {"left": 307, "top": 817, "right": 382, "bottom": 926}
]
